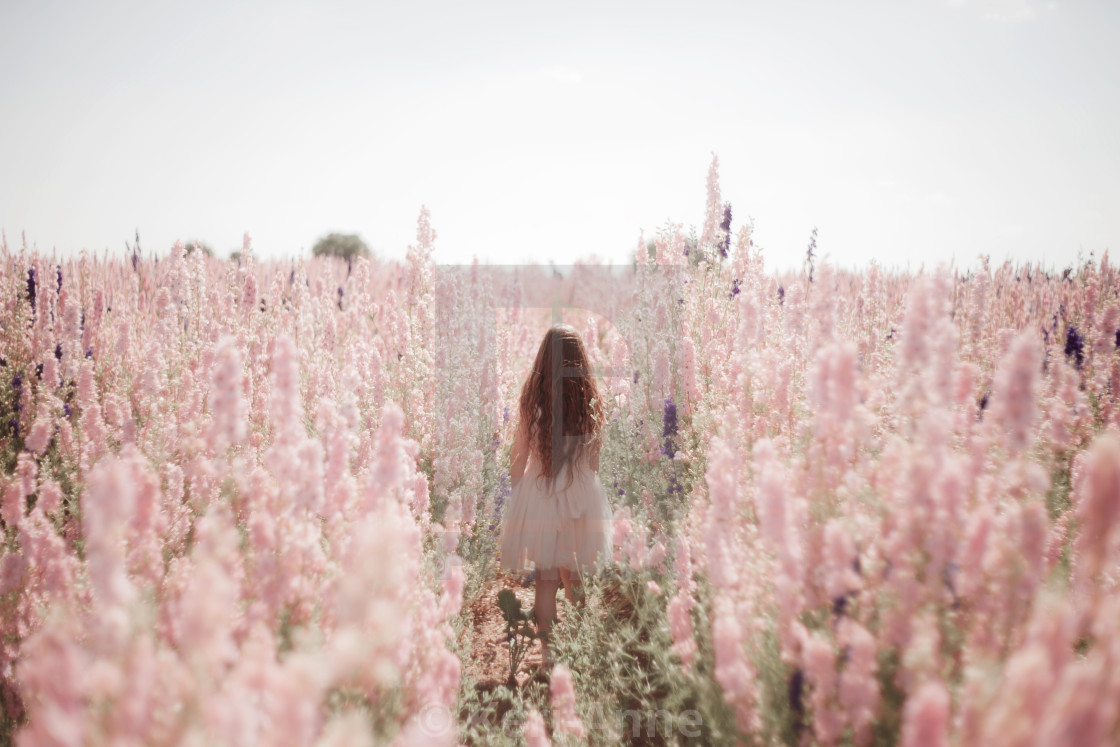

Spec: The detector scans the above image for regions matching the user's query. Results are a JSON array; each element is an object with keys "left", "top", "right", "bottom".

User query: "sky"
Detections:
[{"left": 0, "top": 0, "right": 1117, "bottom": 273}]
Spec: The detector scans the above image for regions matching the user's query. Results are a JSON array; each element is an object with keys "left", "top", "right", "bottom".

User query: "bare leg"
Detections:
[
  {"left": 559, "top": 567, "right": 584, "bottom": 608},
  {"left": 535, "top": 577, "right": 560, "bottom": 666}
]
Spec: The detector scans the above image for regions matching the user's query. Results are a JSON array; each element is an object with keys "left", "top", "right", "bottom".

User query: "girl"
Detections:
[{"left": 499, "top": 324, "right": 613, "bottom": 669}]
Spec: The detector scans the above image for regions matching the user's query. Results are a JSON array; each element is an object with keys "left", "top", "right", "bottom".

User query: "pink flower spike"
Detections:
[
  {"left": 550, "top": 663, "right": 586, "bottom": 738},
  {"left": 900, "top": 680, "right": 951, "bottom": 747}
]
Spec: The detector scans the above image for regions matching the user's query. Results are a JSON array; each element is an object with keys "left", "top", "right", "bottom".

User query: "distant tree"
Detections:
[{"left": 312, "top": 233, "right": 371, "bottom": 260}]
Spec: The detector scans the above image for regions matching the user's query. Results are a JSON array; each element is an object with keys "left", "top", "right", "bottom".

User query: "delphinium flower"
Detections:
[
  {"left": 207, "top": 336, "right": 247, "bottom": 454},
  {"left": 679, "top": 327, "right": 700, "bottom": 406},
  {"left": 799, "top": 626, "right": 844, "bottom": 745},
  {"left": 893, "top": 273, "right": 956, "bottom": 412},
  {"left": 635, "top": 231, "right": 649, "bottom": 267},
  {"left": 606, "top": 329, "right": 631, "bottom": 412},
  {"left": 966, "top": 596, "right": 1074, "bottom": 746},
  {"left": 699, "top": 155, "right": 723, "bottom": 252},
  {"left": 611, "top": 506, "right": 639, "bottom": 567},
  {"left": 239, "top": 241, "right": 258, "bottom": 312},
  {"left": 13, "top": 614, "right": 87, "bottom": 744},
  {"left": 82, "top": 455, "right": 138, "bottom": 619},
  {"left": 488, "top": 473, "right": 511, "bottom": 535},
  {"left": 2, "top": 469, "right": 26, "bottom": 528},
  {"left": 1072, "top": 432, "right": 1120, "bottom": 585},
  {"left": 988, "top": 331, "right": 1042, "bottom": 455},
  {"left": 41, "top": 347, "right": 60, "bottom": 390},
  {"left": 718, "top": 202, "right": 732, "bottom": 259},
  {"left": 550, "top": 663, "right": 586, "bottom": 738},
  {"left": 751, "top": 438, "right": 805, "bottom": 655},
  {"left": 702, "top": 432, "right": 739, "bottom": 590},
  {"left": 782, "top": 283, "right": 805, "bottom": 339},
  {"left": 26, "top": 265, "right": 37, "bottom": 316},
  {"left": 316, "top": 398, "right": 358, "bottom": 539},
  {"left": 171, "top": 503, "right": 243, "bottom": 681},
  {"left": 16, "top": 503, "right": 79, "bottom": 660},
  {"left": 654, "top": 233, "right": 670, "bottom": 266},
  {"left": 727, "top": 210, "right": 749, "bottom": 270},
  {"left": 899, "top": 680, "right": 950, "bottom": 747},
  {"left": 712, "top": 595, "right": 759, "bottom": 735},
  {"left": 1112, "top": 356, "right": 1120, "bottom": 428},
  {"left": 77, "top": 359, "right": 108, "bottom": 471},
  {"left": 661, "top": 397, "right": 677, "bottom": 456},
  {"left": 821, "top": 520, "right": 861, "bottom": 611},
  {"left": 807, "top": 342, "right": 863, "bottom": 491},
  {"left": 672, "top": 225, "right": 689, "bottom": 264},
  {"left": 836, "top": 617, "right": 879, "bottom": 746},
  {"left": 1064, "top": 324, "right": 1085, "bottom": 369},
  {"left": 667, "top": 591, "right": 697, "bottom": 668},
  {"left": 967, "top": 256, "right": 990, "bottom": 355},
  {"left": 1043, "top": 358, "right": 1080, "bottom": 451},
  {"left": 9, "top": 371, "right": 24, "bottom": 440},
  {"left": 651, "top": 342, "right": 671, "bottom": 401},
  {"left": 1095, "top": 301, "right": 1118, "bottom": 359},
  {"left": 112, "top": 447, "right": 165, "bottom": 596},
  {"left": 35, "top": 478, "right": 62, "bottom": 516},
  {"left": 523, "top": 709, "right": 552, "bottom": 747},
  {"left": 406, "top": 585, "right": 462, "bottom": 726},
  {"left": 1033, "top": 650, "right": 1118, "bottom": 747}
]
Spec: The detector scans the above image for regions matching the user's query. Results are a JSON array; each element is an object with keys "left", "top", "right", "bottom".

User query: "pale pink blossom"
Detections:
[
  {"left": 1073, "top": 431, "right": 1120, "bottom": 580},
  {"left": 209, "top": 335, "right": 247, "bottom": 452},
  {"left": 25, "top": 411, "right": 52, "bottom": 455},
  {"left": 522, "top": 709, "right": 552, "bottom": 747},
  {"left": 667, "top": 592, "right": 697, "bottom": 667},
  {"left": 550, "top": 663, "right": 586, "bottom": 738},
  {"left": 989, "top": 331, "right": 1042, "bottom": 454},
  {"left": 900, "top": 680, "right": 951, "bottom": 747},
  {"left": 711, "top": 597, "right": 758, "bottom": 734}
]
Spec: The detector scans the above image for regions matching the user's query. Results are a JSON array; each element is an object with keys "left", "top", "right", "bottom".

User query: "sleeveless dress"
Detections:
[{"left": 499, "top": 449, "right": 613, "bottom": 582}]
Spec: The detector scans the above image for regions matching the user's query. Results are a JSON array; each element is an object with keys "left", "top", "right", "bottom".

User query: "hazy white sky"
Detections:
[{"left": 1, "top": 0, "right": 1117, "bottom": 272}]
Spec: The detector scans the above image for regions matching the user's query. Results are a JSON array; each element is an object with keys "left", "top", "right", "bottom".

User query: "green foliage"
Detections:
[
  {"left": 751, "top": 624, "right": 801, "bottom": 746},
  {"left": 457, "top": 676, "right": 549, "bottom": 745},
  {"left": 497, "top": 589, "right": 540, "bottom": 688},
  {"left": 870, "top": 649, "right": 906, "bottom": 747},
  {"left": 312, "top": 233, "right": 372, "bottom": 261},
  {"left": 1046, "top": 462, "right": 1073, "bottom": 520},
  {"left": 547, "top": 565, "right": 740, "bottom": 745}
]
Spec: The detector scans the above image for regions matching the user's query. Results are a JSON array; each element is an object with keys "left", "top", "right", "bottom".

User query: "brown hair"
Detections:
[{"left": 518, "top": 324, "right": 604, "bottom": 490}]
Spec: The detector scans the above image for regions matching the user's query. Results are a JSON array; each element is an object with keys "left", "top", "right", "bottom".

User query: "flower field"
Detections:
[{"left": 2, "top": 172, "right": 1120, "bottom": 745}]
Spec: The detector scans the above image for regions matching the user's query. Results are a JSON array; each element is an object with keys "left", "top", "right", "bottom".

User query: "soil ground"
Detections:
[{"left": 460, "top": 567, "right": 568, "bottom": 690}]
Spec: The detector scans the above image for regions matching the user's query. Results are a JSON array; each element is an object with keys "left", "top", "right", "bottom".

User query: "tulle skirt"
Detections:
[{"left": 499, "top": 455, "right": 613, "bottom": 581}]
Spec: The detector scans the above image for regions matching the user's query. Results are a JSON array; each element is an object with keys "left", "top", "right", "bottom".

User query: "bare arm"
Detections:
[{"left": 510, "top": 418, "right": 530, "bottom": 481}]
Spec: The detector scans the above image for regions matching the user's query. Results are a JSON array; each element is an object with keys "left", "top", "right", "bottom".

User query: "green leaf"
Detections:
[{"left": 496, "top": 589, "right": 522, "bottom": 625}]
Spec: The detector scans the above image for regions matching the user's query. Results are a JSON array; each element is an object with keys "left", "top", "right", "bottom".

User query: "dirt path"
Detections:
[{"left": 460, "top": 567, "right": 568, "bottom": 690}]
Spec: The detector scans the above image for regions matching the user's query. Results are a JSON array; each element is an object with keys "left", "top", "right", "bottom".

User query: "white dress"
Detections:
[{"left": 499, "top": 449, "right": 613, "bottom": 581}]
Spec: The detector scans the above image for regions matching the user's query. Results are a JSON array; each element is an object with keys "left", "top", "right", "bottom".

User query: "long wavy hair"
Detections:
[{"left": 518, "top": 325, "right": 604, "bottom": 491}]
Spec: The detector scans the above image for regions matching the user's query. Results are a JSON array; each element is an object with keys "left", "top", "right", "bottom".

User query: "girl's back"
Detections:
[{"left": 499, "top": 324, "right": 613, "bottom": 585}]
